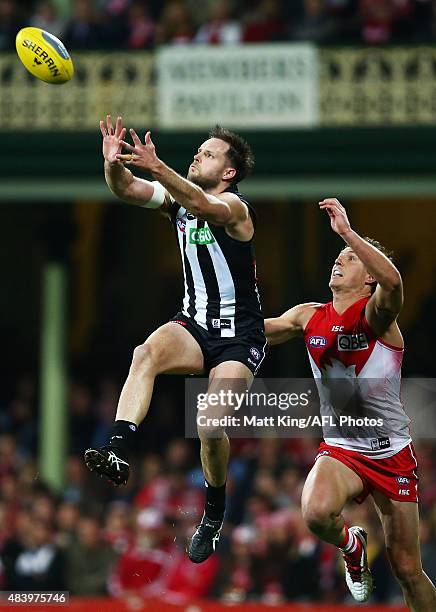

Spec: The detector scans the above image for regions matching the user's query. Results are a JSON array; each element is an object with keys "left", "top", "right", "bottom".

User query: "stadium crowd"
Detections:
[
  {"left": 0, "top": 374, "right": 436, "bottom": 605},
  {"left": 1, "top": 0, "right": 436, "bottom": 51}
]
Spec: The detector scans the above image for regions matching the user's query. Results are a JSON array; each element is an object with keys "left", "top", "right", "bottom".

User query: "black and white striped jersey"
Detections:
[{"left": 169, "top": 188, "right": 263, "bottom": 338}]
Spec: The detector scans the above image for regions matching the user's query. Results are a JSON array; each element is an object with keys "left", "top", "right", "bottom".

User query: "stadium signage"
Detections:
[{"left": 156, "top": 44, "right": 319, "bottom": 129}]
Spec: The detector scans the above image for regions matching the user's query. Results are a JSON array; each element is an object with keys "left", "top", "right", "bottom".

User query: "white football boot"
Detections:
[{"left": 342, "top": 526, "right": 373, "bottom": 602}]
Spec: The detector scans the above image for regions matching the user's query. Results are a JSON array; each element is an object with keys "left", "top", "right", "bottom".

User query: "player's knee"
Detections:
[
  {"left": 302, "top": 499, "right": 336, "bottom": 535},
  {"left": 131, "top": 342, "right": 164, "bottom": 374},
  {"left": 390, "top": 554, "right": 423, "bottom": 591}
]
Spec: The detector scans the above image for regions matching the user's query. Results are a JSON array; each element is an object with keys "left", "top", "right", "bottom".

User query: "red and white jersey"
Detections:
[{"left": 304, "top": 297, "right": 411, "bottom": 459}]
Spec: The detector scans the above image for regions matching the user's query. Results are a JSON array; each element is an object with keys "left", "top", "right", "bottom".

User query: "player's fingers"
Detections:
[
  {"left": 116, "top": 154, "right": 133, "bottom": 164},
  {"left": 100, "top": 121, "right": 107, "bottom": 138},
  {"left": 320, "top": 198, "right": 341, "bottom": 209},
  {"left": 107, "top": 114, "right": 114, "bottom": 135},
  {"left": 115, "top": 116, "right": 122, "bottom": 137},
  {"left": 129, "top": 128, "right": 142, "bottom": 145},
  {"left": 144, "top": 131, "right": 152, "bottom": 145},
  {"left": 120, "top": 140, "right": 135, "bottom": 153},
  {"left": 120, "top": 127, "right": 127, "bottom": 141}
]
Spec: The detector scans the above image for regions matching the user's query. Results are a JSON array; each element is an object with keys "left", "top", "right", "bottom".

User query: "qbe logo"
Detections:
[
  {"left": 338, "top": 333, "right": 368, "bottom": 351},
  {"left": 308, "top": 336, "right": 327, "bottom": 348}
]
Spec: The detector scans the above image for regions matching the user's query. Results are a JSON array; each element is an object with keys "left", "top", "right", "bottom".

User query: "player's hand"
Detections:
[
  {"left": 100, "top": 115, "right": 126, "bottom": 164},
  {"left": 116, "top": 130, "right": 159, "bottom": 172},
  {"left": 319, "top": 198, "right": 352, "bottom": 236}
]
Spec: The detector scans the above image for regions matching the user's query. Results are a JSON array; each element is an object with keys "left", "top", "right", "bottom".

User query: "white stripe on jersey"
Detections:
[
  {"left": 184, "top": 221, "right": 208, "bottom": 329},
  {"left": 176, "top": 211, "right": 191, "bottom": 317},
  {"left": 206, "top": 223, "right": 236, "bottom": 337}
]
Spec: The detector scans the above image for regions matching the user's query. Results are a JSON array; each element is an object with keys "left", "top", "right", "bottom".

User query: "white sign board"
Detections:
[{"left": 156, "top": 44, "right": 319, "bottom": 129}]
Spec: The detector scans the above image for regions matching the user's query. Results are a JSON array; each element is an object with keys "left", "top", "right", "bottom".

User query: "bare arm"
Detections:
[
  {"left": 101, "top": 116, "right": 171, "bottom": 210},
  {"left": 319, "top": 198, "right": 403, "bottom": 335},
  {"left": 265, "top": 303, "right": 319, "bottom": 346},
  {"left": 104, "top": 160, "right": 154, "bottom": 204},
  {"left": 151, "top": 158, "right": 248, "bottom": 227},
  {"left": 117, "top": 130, "right": 249, "bottom": 228},
  {"left": 346, "top": 230, "right": 403, "bottom": 335}
]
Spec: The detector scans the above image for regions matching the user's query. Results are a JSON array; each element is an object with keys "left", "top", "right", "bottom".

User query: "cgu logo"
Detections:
[
  {"left": 337, "top": 333, "right": 368, "bottom": 351},
  {"left": 189, "top": 227, "right": 215, "bottom": 245},
  {"left": 308, "top": 336, "right": 327, "bottom": 348}
]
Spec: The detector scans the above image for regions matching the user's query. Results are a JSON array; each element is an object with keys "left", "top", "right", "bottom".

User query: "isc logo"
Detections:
[
  {"left": 338, "top": 333, "right": 368, "bottom": 351},
  {"left": 309, "top": 336, "right": 327, "bottom": 348}
]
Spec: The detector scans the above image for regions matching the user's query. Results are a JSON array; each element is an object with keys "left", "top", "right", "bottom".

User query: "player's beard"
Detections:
[{"left": 187, "top": 169, "right": 221, "bottom": 191}]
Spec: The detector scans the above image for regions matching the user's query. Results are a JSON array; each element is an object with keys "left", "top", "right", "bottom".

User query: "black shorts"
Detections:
[{"left": 170, "top": 312, "right": 268, "bottom": 375}]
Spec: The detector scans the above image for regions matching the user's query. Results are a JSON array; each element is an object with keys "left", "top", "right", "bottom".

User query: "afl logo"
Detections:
[
  {"left": 177, "top": 218, "right": 186, "bottom": 233},
  {"left": 250, "top": 347, "right": 261, "bottom": 361},
  {"left": 396, "top": 476, "right": 410, "bottom": 485},
  {"left": 308, "top": 336, "right": 327, "bottom": 348}
]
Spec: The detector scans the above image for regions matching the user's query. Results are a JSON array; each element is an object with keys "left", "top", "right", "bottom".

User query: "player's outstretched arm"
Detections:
[
  {"left": 319, "top": 198, "right": 403, "bottom": 333},
  {"left": 265, "top": 303, "right": 319, "bottom": 345},
  {"left": 101, "top": 115, "right": 170, "bottom": 210},
  {"left": 117, "top": 129, "right": 246, "bottom": 226}
]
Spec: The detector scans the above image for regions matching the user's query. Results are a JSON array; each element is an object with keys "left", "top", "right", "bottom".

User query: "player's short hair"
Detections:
[
  {"left": 363, "top": 237, "right": 395, "bottom": 263},
  {"left": 209, "top": 125, "right": 255, "bottom": 185},
  {"left": 363, "top": 237, "right": 395, "bottom": 294}
]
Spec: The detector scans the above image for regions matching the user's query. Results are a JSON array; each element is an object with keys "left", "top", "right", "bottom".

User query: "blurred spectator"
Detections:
[
  {"left": 292, "top": 0, "right": 338, "bottom": 42},
  {"left": 108, "top": 507, "right": 217, "bottom": 602},
  {"left": 66, "top": 515, "right": 117, "bottom": 595},
  {"left": 154, "top": 0, "right": 195, "bottom": 44},
  {"left": 125, "top": 1, "right": 155, "bottom": 48},
  {"left": 358, "top": 0, "right": 413, "bottom": 44},
  {"left": 108, "top": 507, "right": 175, "bottom": 598},
  {"left": 91, "top": 378, "right": 121, "bottom": 450},
  {"left": 134, "top": 464, "right": 203, "bottom": 525},
  {"left": 13, "top": 0, "right": 436, "bottom": 47},
  {"left": 63, "top": 0, "right": 104, "bottom": 49},
  {"left": 29, "top": 1, "right": 66, "bottom": 39},
  {"left": 63, "top": 455, "right": 90, "bottom": 504},
  {"left": 0, "top": 434, "right": 17, "bottom": 478},
  {"left": 195, "top": 0, "right": 241, "bottom": 44},
  {"left": 243, "top": 0, "right": 287, "bottom": 42},
  {"left": 103, "top": 501, "right": 132, "bottom": 554},
  {"left": 68, "top": 381, "right": 97, "bottom": 455},
  {"left": 2, "top": 517, "right": 65, "bottom": 590},
  {"left": 1, "top": 369, "right": 436, "bottom": 604},
  {"left": 0, "top": 0, "right": 22, "bottom": 51},
  {"left": 56, "top": 501, "right": 80, "bottom": 547}
]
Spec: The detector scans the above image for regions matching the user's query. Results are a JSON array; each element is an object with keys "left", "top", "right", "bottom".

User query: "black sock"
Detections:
[
  {"left": 106, "top": 420, "right": 137, "bottom": 456},
  {"left": 204, "top": 479, "right": 226, "bottom": 522}
]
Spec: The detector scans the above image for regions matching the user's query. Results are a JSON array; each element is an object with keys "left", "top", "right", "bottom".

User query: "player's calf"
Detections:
[{"left": 390, "top": 556, "right": 436, "bottom": 611}]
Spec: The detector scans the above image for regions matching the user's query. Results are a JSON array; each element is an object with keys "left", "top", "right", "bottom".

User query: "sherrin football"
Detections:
[{"left": 15, "top": 27, "right": 74, "bottom": 84}]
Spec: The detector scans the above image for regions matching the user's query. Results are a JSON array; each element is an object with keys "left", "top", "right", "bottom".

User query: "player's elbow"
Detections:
[
  {"left": 264, "top": 319, "right": 289, "bottom": 346},
  {"left": 384, "top": 272, "right": 402, "bottom": 292}
]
